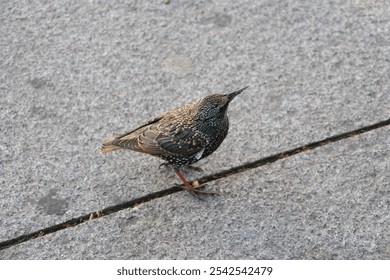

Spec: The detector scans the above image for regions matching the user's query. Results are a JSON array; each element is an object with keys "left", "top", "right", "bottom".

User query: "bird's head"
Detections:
[{"left": 194, "top": 86, "right": 249, "bottom": 122}]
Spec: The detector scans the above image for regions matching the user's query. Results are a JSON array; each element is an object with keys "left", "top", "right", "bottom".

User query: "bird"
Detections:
[{"left": 101, "top": 86, "right": 249, "bottom": 195}]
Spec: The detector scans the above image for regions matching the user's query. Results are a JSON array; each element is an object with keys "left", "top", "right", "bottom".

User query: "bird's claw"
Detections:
[{"left": 175, "top": 180, "right": 219, "bottom": 197}]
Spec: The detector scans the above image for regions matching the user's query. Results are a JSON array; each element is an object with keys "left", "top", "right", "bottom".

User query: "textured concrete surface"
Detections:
[
  {"left": 1, "top": 0, "right": 389, "bottom": 259},
  {"left": 1, "top": 127, "right": 388, "bottom": 259}
]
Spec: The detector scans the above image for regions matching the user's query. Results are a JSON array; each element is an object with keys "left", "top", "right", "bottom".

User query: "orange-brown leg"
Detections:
[{"left": 175, "top": 170, "right": 217, "bottom": 196}]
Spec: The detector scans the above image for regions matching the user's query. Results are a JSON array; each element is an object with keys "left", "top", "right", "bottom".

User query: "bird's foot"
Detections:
[
  {"left": 176, "top": 181, "right": 219, "bottom": 197},
  {"left": 192, "top": 180, "right": 219, "bottom": 196},
  {"left": 174, "top": 170, "right": 218, "bottom": 197}
]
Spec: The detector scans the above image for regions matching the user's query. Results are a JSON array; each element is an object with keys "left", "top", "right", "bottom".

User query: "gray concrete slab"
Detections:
[
  {"left": 1, "top": 127, "right": 388, "bottom": 259},
  {"left": 1, "top": 0, "right": 389, "bottom": 252}
]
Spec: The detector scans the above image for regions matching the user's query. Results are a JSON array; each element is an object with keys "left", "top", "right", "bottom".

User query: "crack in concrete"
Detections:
[{"left": 1, "top": 118, "right": 389, "bottom": 251}]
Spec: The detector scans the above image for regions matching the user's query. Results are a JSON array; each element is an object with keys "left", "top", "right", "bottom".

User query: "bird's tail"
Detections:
[{"left": 101, "top": 137, "right": 122, "bottom": 154}]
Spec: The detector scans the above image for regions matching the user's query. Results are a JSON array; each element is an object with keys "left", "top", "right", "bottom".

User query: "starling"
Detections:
[{"left": 101, "top": 86, "right": 249, "bottom": 195}]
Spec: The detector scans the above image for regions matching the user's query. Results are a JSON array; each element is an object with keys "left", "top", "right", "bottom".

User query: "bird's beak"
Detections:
[{"left": 227, "top": 86, "right": 249, "bottom": 102}]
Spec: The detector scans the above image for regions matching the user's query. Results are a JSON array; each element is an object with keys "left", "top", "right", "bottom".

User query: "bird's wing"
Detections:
[
  {"left": 155, "top": 127, "right": 206, "bottom": 156},
  {"left": 106, "top": 115, "right": 206, "bottom": 157},
  {"left": 106, "top": 115, "right": 166, "bottom": 155}
]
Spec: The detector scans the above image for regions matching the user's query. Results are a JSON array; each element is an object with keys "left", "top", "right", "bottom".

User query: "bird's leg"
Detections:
[{"left": 175, "top": 170, "right": 218, "bottom": 196}]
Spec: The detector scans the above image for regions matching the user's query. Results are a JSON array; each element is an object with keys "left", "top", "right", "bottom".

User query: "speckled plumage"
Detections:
[{"left": 101, "top": 86, "right": 248, "bottom": 194}]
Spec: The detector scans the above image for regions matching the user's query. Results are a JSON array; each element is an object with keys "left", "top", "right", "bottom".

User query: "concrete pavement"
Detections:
[{"left": 1, "top": 0, "right": 389, "bottom": 259}]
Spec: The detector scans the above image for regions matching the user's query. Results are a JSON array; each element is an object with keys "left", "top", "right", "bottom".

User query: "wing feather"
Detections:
[{"left": 101, "top": 103, "right": 206, "bottom": 157}]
